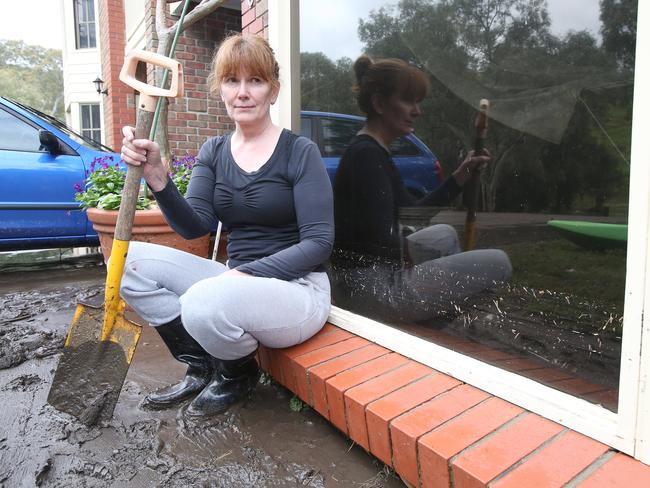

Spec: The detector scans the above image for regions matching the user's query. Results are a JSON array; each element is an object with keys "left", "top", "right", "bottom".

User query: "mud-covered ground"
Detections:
[{"left": 0, "top": 261, "right": 402, "bottom": 488}]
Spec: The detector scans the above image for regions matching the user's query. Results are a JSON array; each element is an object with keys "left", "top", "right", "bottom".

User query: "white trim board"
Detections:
[{"left": 632, "top": 0, "right": 650, "bottom": 464}]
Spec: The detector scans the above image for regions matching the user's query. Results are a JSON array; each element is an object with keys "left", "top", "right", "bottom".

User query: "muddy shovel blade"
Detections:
[{"left": 47, "top": 301, "right": 141, "bottom": 425}]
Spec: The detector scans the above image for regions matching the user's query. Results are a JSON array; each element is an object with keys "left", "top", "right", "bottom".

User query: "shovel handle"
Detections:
[
  {"left": 114, "top": 110, "right": 155, "bottom": 241},
  {"left": 102, "top": 108, "right": 156, "bottom": 341},
  {"left": 463, "top": 99, "right": 489, "bottom": 252},
  {"left": 103, "top": 49, "right": 182, "bottom": 341}
]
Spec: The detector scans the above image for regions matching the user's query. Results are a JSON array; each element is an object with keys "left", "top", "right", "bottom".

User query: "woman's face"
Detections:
[
  {"left": 376, "top": 94, "right": 423, "bottom": 138},
  {"left": 220, "top": 69, "right": 279, "bottom": 126}
]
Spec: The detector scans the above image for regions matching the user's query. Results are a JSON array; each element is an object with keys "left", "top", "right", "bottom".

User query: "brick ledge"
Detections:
[{"left": 258, "top": 323, "right": 650, "bottom": 488}]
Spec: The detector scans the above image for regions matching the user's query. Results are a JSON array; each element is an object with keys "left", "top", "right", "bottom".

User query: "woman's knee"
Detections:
[
  {"left": 179, "top": 278, "right": 234, "bottom": 332},
  {"left": 466, "top": 249, "right": 513, "bottom": 282},
  {"left": 492, "top": 249, "right": 513, "bottom": 280},
  {"left": 407, "top": 224, "right": 461, "bottom": 262},
  {"left": 179, "top": 279, "right": 255, "bottom": 356}
]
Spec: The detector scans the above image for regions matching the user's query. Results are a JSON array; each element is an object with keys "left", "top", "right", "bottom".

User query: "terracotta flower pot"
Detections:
[{"left": 87, "top": 207, "right": 211, "bottom": 263}]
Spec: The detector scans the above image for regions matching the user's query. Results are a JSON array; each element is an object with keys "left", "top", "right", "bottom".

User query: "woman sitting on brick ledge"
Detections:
[{"left": 118, "top": 34, "right": 334, "bottom": 416}]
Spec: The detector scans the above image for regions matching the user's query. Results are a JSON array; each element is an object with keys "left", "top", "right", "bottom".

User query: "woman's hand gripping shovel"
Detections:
[{"left": 47, "top": 51, "right": 184, "bottom": 425}]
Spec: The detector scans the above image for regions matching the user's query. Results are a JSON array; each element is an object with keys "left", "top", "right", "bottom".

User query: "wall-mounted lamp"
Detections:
[{"left": 93, "top": 77, "right": 109, "bottom": 96}]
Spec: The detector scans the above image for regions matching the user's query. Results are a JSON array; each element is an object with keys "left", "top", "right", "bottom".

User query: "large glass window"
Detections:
[
  {"left": 301, "top": 0, "right": 638, "bottom": 413},
  {"left": 74, "top": 0, "right": 97, "bottom": 49},
  {"left": 80, "top": 103, "right": 101, "bottom": 144}
]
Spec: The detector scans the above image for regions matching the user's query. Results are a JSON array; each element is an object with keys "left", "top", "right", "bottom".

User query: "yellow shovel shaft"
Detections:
[{"left": 101, "top": 238, "right": 130, "bottom": 341}]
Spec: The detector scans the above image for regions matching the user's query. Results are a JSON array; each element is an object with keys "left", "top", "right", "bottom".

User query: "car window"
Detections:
[
  {"left": 10, "top": 99, "right": 112, "bottom": 152},
  {"left": 300, "top": 116, "right": 312, "bottom": 139},
  {"left": 321, "top": 117, "right": 363, "bottom": 157},
  {"left": 0, "top": 108, "right": 43, "bottom": 153},
  {"left": 391, "top": 137, "right": 421, "bottom": 156}
]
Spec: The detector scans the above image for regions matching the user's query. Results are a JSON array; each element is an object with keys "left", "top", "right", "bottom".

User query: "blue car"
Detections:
[
  {"left": 0, "top": 101, "right": 444, "bottom": 251},
  {"left": 0, "top": 97, "right": 120, "bottom": 250},
  {"left": 300, "top": 111, "right": 444, "bottom": 197}
]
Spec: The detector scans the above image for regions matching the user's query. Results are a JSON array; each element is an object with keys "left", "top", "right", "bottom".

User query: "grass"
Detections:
[{"left": 494, "top": 238, "right": 626, "bottom": 334}]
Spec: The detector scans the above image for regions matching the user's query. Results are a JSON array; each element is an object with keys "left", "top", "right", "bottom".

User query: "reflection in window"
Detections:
[
  {"left": 301, "top": 0, "right": 637, "bottom": 412},
  {"left": 390, "top": 137, "right": 420, "bottom": 157},
  {"left": 0, "top": 109, "right": 42, "bottom": 152},
  {"left": 321, "top": 117, "right": 363, "bottom": 157},
  {"left": 74, "top": 0, "right": 97, "bottom": 50},
  {"left": 300, "top": 115, "right": 312, "bottom": 139}
]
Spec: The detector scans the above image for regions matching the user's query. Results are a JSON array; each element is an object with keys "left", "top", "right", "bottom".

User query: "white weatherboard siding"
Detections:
[
  {"left": 60, "top": 0, "right": 103, "bottom": 140},
  {"left": 124, "top": 0, "right": 147, "bottom": 54}
]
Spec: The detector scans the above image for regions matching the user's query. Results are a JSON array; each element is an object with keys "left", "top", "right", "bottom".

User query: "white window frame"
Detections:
[
  {"left": 73, "top": 0, "right": 97, "bottom": 50},
  {"left": 79, "top": 103, "right": 102, "bottom": 144},
  {"left": 270, "top": 0, "right": 650, "bottom": 462}
]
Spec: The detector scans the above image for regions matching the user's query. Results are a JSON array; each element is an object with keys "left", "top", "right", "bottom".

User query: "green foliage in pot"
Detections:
[{"left": 74, "top": 154, "right": 197, "bottom": 210}]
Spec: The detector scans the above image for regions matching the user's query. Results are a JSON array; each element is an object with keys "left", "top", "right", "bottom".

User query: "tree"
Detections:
[
  {"left": 600, "top": 0, "right": 637, "bottom": 71},
  {"left": 0, "top": 40, "right": 64, "bottom": 119},
  {"left": 152, "top": 0, "right": 227, "bottom": 163},
  {"left": 454, "top": 0, "right": 519, "bottom": 68}
]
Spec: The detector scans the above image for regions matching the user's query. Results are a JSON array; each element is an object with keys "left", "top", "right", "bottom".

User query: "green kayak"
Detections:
[{"left": 547, "top": 220, "right": 627, "bottom": 250}]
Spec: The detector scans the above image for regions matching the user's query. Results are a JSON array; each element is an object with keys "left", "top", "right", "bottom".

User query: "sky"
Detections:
[
  {"left": 1, "top": 0, "right": 602, "bottom": 56},
  {"left": 3, "top": 0, "right": 64, "bottom": 50}
]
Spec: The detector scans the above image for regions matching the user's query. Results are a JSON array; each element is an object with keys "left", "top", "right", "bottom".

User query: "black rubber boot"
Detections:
[
  {"left": 185, "top": 351, "right": 260, "bottom": 417},
  {"left": 143, "top": 317, "right": 214, "bottom": 409}
]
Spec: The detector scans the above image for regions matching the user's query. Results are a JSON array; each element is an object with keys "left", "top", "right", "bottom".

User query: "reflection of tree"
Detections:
[
  {"left": 600, "top": 0, "right": 637, "bottom": 71},
  {"left": 301, "top": 52, "right": 357, "bottom": 115},
  {"left": 301, "top": 0, "right": 636, "bottom": 214}
]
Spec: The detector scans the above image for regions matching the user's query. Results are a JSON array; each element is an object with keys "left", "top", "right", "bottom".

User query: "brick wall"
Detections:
[
  {"left": 99, "top": 2, "right": 241, "bottom": 157},
  {"left": 98, "top": 0, "right": 135, "bottom": 149},
  {"left": 241, "top": 0, "right": 268, "bottom": 38},
  {"left": 144, "top": 2, "right": 241, "bottom": 157},
  {"left": 161, "top": 7, "right": 241, "bottom": 157},
  {"left": 259, "top": 323, "right": 650, "bottom": 488}
]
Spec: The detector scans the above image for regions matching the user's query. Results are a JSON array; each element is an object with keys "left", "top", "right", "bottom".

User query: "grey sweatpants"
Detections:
[
  {"left": 331, "top": 224, "right": 512, "bottom": 322},
  {"left": 119, "top": 242, "right": 331, "bottom": 360}
]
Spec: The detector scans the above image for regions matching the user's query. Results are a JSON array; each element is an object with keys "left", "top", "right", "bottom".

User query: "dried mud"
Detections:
[{"left": 0, "top": 265, "right": 402, "bottom": 488}]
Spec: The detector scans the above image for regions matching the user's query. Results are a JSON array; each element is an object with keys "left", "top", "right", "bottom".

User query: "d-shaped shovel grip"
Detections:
[
  {"left": 119, "top": 50, "right": 185, "bottom": 112},
  {"left": 113, "top": 50, "right": 185, "bottom": 241}
]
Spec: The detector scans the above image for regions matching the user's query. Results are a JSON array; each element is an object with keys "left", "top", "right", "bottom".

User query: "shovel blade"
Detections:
[{"left": 47, "top": 302, "right": 141, "bottom": 425}]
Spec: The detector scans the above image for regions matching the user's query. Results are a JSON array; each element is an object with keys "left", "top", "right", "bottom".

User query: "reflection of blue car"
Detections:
[
  {"left": 301, "top": 111, "right": 444, "bottom": 197},
  {"left": 0, "top": 97, "right": 120, "bottom": 250}
]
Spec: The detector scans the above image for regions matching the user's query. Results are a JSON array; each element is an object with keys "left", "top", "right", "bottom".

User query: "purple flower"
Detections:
[{"left": 74, "top": 183, "right": 83, "bottom": 193}]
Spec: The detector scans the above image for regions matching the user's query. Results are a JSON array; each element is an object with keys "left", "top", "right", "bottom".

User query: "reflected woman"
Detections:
[{"left": 331, "top": 55, "right": 512, "bottom": 322}]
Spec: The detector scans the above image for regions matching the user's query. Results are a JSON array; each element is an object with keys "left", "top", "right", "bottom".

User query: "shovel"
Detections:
[
  {"left": 463, "top": 99, "right": 489, "bottom": 252},
  {"left": 47, "top": 50, "right": 184, "bottom": 425}
]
